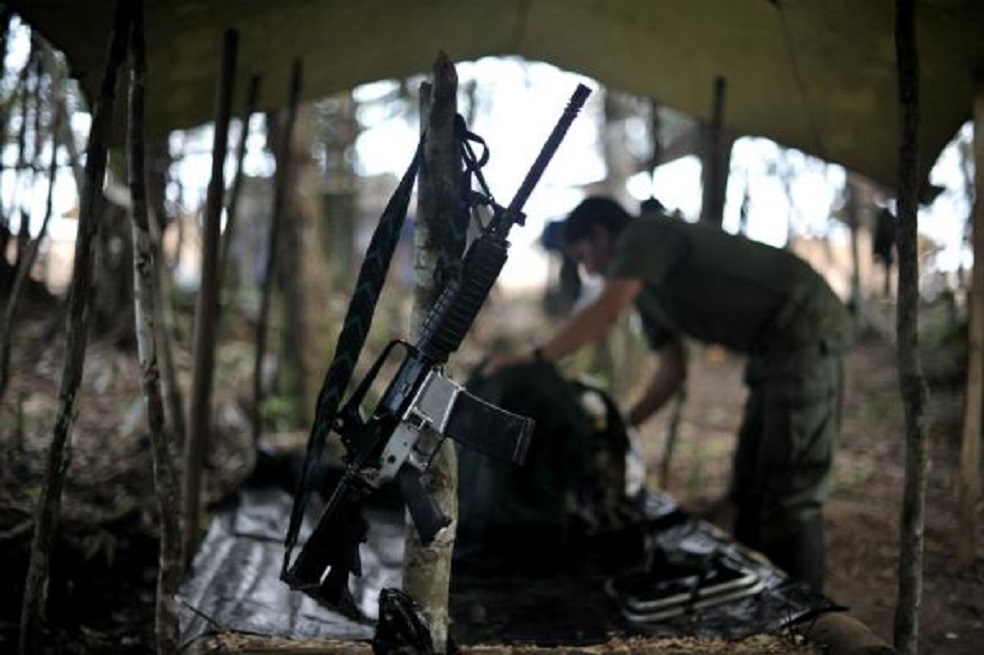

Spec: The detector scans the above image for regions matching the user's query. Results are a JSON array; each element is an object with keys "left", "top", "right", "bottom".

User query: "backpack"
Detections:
[{"left": 457, "top": 361, "right": 644, "bottom": 544}]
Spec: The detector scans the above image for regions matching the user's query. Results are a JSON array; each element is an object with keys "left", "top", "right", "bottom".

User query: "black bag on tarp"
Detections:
[{"left": 457, "top": 360, "right": 640, "bottom": 551}]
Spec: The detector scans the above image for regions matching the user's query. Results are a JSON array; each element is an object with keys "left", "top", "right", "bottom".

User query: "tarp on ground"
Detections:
[{"left": 176, "top": 485, "right": 838, "bottom": 650}]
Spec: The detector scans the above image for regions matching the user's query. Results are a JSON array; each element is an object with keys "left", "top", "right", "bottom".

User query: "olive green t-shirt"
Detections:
[{"left": 608, "top": 217, "right": 850, "bottom": 354}]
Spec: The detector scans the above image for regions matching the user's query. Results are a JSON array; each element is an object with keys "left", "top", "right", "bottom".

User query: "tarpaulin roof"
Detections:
[{"left": 9, "top": 0, "right": 984, "bottom": 189}]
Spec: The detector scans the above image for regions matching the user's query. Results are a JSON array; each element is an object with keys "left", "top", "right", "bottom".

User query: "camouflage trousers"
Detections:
[{"left": 729, "top": 338, "right": 845, "bottom": 590}]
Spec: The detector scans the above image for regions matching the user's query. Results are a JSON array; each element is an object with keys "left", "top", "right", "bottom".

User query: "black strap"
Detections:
[
  {"left": 456, "top": 115, "right": 496, "bottom": 220},
  {"left": 282, "top": 139, "right": 422, "bottom": 574},
  {"left": 434, "top": 116, "right": 490, "bottom": 291}
]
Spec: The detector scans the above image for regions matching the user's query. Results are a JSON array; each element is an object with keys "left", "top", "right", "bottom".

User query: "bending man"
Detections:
[{"left": 488, "top": 196, "right": 852, "bottom": 591}]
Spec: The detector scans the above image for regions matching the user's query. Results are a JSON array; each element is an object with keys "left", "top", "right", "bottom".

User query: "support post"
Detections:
[
  {"left": 701, "top": 76, "right": 730, "bottom": 227},
  {"left": 892, "top": 1, "right": 932, "bottom": 653},
  {"left": 126, "top": 2, "right": 182, "bottom": 651},
  {"left": 403, "top": 52, "right": 460, "bottom": 654},
  {"left": 846, "top": 175, "right": 863, "bottom": 320},
  {"left": 183, "top": 29, "right": 237, "bottom": 559},
  {"left": 957, "top": 75, "right": 984, "bottom": 567},
  {"left": 219, "top": 74, "right": 261, "bottom": 292},
  {"left": 252, "top": 59, "right": 301, "bottom": 445}
]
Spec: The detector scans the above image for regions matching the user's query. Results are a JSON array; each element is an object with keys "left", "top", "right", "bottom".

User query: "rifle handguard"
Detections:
[{"left": 417, "top": 234, "right": 508, "bottom": 363}]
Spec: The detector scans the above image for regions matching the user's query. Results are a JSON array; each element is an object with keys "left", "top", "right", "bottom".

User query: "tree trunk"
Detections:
[
  {"left": 957, "top": 78, "right": 984, "bottom": 567},
  {"left": 252, "top": 59, "right": 301, "bottom": 444},
  {"left": 18, "top": 2, "right": 131, "bottom": 652},
  {"left": 278, "top": 101, "right": 332, "bottom": 421},
  {"left": 182, "top": 29, "right": 237, "bottom": 560},
  {"left": 892, "top": 2, "right": 931, "bottom": 653},
  {"left": 403, "top": 54, "right": 460, "bottom": 654},
  {"left": 599, "top": 89, "right": 637, "bottom": 204},
  {"left": 320, "top": 92, "right": 360, "bottom": 292},
  {"left": 92, "top": 176, "right": 135, "bottom": 344},
  {"left": 127, "top": 4, "right": 182, "bottom": 651}
]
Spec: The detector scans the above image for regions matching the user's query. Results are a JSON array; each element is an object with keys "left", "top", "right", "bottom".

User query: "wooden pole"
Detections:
[
  {"left": 659, "top": 388, "right": 686, "bottom": 490},
  {"left": 846, "top": 176, "right": 863, "bottom": 318},
  {"left": 219, "top": 73, "right": 261, "bottom": 291},
  {"left": 892, "top": 1, "right": 932, "bottom": 653},
  {"left": 182, "top": 29, "right": 238, "bottom": 560},
  {"left": 647, "top": 98, "right": 688, "bottom": 486},
  {"left": 648, "top": 98, "right": 662, "bottom": 174},
  {"left": 126, "top": 2, "right": 182, "bottom": 651},
  {"left": 141, "top": 133, "right": 185, "bottom": 448},
  {"left": 148, "top": 201, "right": 187, "bottom": 449},
  {"left": 252, "top": 59, "right": 301, "bottom": 445},
  {"left": 701, "top": 76, "right": 728, "bottom": 227},
  {"left": 957, "top": 76, "right": 984, "bottom": 567},
  {"left": 403, "top": 52, "right": 460, "bottom": 654},
  {"left": 18, "top": 2, "right": 132, "bottom": 652}
]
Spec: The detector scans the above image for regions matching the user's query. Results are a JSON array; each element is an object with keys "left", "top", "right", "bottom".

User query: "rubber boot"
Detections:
[{"left": 735, "top": 504, "right": 825, "bottom": 592}]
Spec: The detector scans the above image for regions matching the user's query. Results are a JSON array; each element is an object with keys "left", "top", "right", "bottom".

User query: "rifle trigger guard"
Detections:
[{"left": 376, "top": 370, "right": 461, "bottom": 481}]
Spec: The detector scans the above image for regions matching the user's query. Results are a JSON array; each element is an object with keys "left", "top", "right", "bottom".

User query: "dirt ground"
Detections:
[{"left": 0, "top": 291, "right": 982, "bottom": 653}]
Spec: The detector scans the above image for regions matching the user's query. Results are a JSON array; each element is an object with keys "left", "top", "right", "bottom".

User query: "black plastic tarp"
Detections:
[{"left": 177, "top": 485, "right": 837, "bottom": 649}]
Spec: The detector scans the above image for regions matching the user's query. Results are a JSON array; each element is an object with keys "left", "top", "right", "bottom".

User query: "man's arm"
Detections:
[
  {"left": 539, "top": 277, "right": 643, "bottom": 360},
  {"left": 485, "top": 277, "right": 643, "bottom": 372},
  {"left": 626, "top": 336, "right": 687, "bottom": 427}
]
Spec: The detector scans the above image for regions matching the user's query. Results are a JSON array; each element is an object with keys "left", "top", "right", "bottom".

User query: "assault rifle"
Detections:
[{"left": 282, "top": 84, "right": 592, "bottom": 609}]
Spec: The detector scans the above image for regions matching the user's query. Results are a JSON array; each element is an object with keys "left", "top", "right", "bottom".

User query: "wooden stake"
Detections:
[
  {"left": 183, "top": 29, "right": 238, "bottom": 560},
  {"left": 701, "top": 76, "right": 728, "bottom": 227},
  {"left": 957, "top": 76, "right": 984, "bottom": 567},
  {"left": 18, "top": 2, "right": 132, "bottom": 652},
  {"left": 892, "top": 1, "right": 931, "bottom": 653},
  {"left": 252, "top": 59, "right": 301, "bottom": 445},
  {"left": 403, "top": 52, "right": 460, "bottom": 654},
  {"left": 846, "top": 176, "right": 863, "bottom": 318},
  {"left": 220, "top": 73, "right": 261, "bottom": 291},
  {"left": 127, "top": 2, "right": 182, "bottom": 651}
]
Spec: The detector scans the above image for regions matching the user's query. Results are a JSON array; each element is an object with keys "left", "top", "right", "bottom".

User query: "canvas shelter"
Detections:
[{"left": 8, "top": 0, "right": 984, "bottom": 189}]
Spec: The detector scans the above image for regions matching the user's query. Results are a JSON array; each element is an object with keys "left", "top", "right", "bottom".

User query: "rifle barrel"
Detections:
[{"left": 506, "top": 83, "right": 592, "bottom": 217}]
